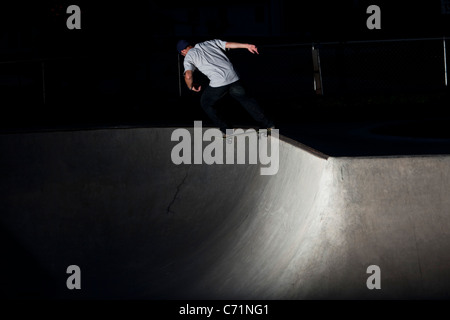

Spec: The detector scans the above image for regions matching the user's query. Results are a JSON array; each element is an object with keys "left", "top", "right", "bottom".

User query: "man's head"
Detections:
[{"left": 177, "top": 40, "right": 193, "bottom": 56}]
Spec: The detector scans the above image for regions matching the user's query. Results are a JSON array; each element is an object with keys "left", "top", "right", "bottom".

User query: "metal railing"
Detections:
[
  {"left": 0, "top": 56, "right": 74, "bottom": 105},
  {"left": 228, "top": 37, "right": 449, "bottom": 99},
  {"left": 1, "top": 37, "right": 448, "bottom": 109}
]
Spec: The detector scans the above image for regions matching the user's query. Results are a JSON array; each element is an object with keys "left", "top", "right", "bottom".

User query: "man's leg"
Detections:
[
  {"left": 229, "top": 81, "right": 274, "bottom": 128},
  {"left": 200, "top": 85, "right": 230, "bottom": 134}
]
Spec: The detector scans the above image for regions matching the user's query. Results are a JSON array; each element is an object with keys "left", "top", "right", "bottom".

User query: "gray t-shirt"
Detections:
[{"left": 183, "top": 39, "right": 240, "bottom": 87}]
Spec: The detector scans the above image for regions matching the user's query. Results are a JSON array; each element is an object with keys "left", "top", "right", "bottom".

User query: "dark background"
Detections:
[{"left": 0, "top": 1, "right": 449, "bottom": 130}]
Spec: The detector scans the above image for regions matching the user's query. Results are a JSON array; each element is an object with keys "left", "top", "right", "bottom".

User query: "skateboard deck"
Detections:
[{"left": 224, "top": 129, "right": 270, "bottom": 144}]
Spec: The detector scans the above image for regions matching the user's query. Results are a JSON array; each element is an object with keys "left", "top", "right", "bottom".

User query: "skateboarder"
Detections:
[{"left": 177, "top": 39, "right": 275, "bottom": 137}]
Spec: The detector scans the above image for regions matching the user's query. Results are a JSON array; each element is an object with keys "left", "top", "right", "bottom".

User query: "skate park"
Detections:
[
  {"left": 2, "top": 44, "right": 450, "bottom": 300},
  {"left": 1, "top": 1, "right": 450, "bottom": 302},
  {"left": 1, "top": 42, "right": 450, "bottom": 300},
  {"left": 1, "top": 117, "right": 450, "bottom": 299}
]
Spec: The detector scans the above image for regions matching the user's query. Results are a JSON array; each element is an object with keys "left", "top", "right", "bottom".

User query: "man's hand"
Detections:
[
  {"left": 191, "top": 84, "right": 202, "bottom": 92},
  {"left": 247, "top": 44, "right": 259, "bottom": 54}
]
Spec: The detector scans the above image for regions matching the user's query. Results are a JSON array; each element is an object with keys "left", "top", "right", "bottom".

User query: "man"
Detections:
[{"left": 177, "top": 39, "right": 274, "bottom": 137}]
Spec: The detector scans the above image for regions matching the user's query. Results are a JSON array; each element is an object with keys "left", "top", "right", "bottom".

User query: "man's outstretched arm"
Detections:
[{"left": 225, "top": 42, "right": 259, "bottom": 54}]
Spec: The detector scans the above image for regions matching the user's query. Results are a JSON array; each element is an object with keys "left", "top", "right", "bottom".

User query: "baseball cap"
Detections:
[{"left": 176, "top": 40, "right": 190, "bottom": 54}]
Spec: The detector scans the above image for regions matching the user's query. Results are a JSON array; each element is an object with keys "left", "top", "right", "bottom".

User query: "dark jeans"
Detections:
[{"left": 200, "top": 80, "right": 273, "bottom": 133}]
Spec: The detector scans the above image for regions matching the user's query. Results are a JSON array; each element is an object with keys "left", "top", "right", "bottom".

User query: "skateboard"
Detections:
[{"left": 224, "top": 129, "right": 270, "bottom": 144}]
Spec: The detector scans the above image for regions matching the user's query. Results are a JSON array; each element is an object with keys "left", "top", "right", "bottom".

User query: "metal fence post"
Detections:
[
  {"left": 312, "top": 44, "right": 323, "bottom": 95},
  {"left": 444, "top": 37, "right": 448, "bottom": 87},
  {"left": 41, "top": 61, "right": 46, "bottom": 104},
  {"left": 178, "top": 53, "right": 182, "bottom": 96}
]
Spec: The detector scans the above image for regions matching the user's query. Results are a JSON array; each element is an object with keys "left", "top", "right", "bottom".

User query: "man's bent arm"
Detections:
[
  {"left": 225, "top": 42, "right": 259, "bottom": 54},
  {"left": 184, "top": 70, "right": 194, "bottom": 90},
  {"left": 184, "top": 70, "right": 201, "bottom": 92}
]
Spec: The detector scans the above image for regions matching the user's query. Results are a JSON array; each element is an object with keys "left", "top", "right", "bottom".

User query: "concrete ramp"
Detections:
[{"left": 1, "top": 128, "right": 450, "bottom": 299}]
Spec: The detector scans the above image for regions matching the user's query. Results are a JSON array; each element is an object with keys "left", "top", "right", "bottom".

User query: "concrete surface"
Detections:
[{"left": 1, "top": 127, "right": 450, "bottom": 299}]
